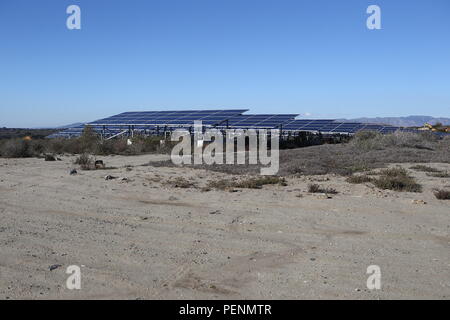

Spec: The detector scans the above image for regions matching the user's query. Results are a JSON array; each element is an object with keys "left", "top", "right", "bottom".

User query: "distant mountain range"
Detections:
[{"left": 342, "top": 116, "right": 450, "bottom": 127}]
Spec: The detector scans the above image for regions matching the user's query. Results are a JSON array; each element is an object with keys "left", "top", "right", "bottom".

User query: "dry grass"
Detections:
[
  {"left": 346, "top": 175, "right": 373, "bottom": 184},
  {"left": 426, "top": 172, "right": 450, "bottom": 178},
  {"left": 206, "top": 176, "right": 286, "bottom": 190},
  {"left": 233, "top": 176, "right": 287, "bottom": 189},
  {"left": 74, "top": 153, "right": 92, "bottom": 165},
  {"left": 307, "top": 183, "right": 338, "bottom": 194},
  {"left": 166, "top": 177, "right": 197, "bottom": 188},
  {"left": 434, "top": 189, "right": 450, "bottom": 200},
  {"left": 372, "top": 167, "right": 422, "bottom": 192},
  {"left": 410, "top": 165, "right": 441, "bottom": 173}
]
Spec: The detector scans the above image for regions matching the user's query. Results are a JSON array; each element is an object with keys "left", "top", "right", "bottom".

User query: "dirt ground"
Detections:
[{"left": 0, "top": 154, "right": 449, "bottom": 299}]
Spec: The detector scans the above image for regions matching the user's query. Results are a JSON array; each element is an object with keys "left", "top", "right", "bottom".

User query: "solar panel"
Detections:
[
  {"left": 281, "top": 120, "right": 336, "bottom": 131},
  {"left": 223, "top": 114, "right": 298, "bottom": 128}
]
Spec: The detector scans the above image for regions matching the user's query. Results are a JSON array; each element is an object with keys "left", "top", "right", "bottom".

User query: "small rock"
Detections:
[
  {"left": 69, "top": 169, "right": 77, "bottom": 175},
  {"left": 105, "top": 175, "right": 117, "bottom": 180},
  {"left": 412, "top": 199, "right": 427, "bottom": 205},
  {"left": 95, "top": 160, "right": 105, "bottom": 169},
  {"left": 49, "top": 264, "right": 62, "bottom": 271},
  {"left": 209, "top": 210, "right": 221, "bottom": 215}
]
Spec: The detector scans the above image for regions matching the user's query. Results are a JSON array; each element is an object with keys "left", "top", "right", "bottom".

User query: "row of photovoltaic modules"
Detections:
[{"left": 49, "top": 109, "right": 422, "bottom": 138}]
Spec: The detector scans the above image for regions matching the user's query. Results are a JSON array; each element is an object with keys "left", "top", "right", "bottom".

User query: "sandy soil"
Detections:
[{"left": 0, "top": 154, "right": 449, "bottom": 299}]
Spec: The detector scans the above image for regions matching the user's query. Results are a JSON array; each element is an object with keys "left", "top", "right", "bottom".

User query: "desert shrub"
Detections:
[
  {"left": 78, "top": 126, "right": 99, "bottom": 153},
  {"left": 207, "top": 179, "right": 234, "bottom": 190},
  {"left": 93, "top": 136, "right": 167, "bottom": 156},
  {"left": 434, "top": 189, "right": 450, "bottom": 200},
  {"left": 372, "top": 167, "right": 422, "bottom": 192},
  {"left": 426, "top": 171, "right": 450, "bottom": 178},
  {"left": 74, "top": 153, "right": 92, "bottom": 165},
  {"left": 409, "top": 165, "right": 441, "bottom": 173},
  {"left": 349, "top": 131, "right": 383, "bottom": 150},
  {"left": 0, "top": 139, "right": 34, "bottom": 158},
  {"left": 31, "top": 140, "right": 46, "bottom": 155},
  {"left": 44, "top": 154, "right": 56, "bottom": 161},
  {"left": 45, "top": 138, "right": 66, "bottom": 154},
  {"left": 307, "top": 183, "right": 338, "bottom": 194},
  {"left": 233, "top": 176, "right": 287, "bottom": 189},
  {"left": 206, "top": 176, "right": 286, "bottom": 190},
  {"left": 166, "top": 177, "right": 196, "bottom": 188},
  {"left": 378, "top": 167, "right": 409, "bottom": 177},
  {"left": 346, "top": 175, "right": 373, "bottom": 184},
  {"left": 350, "top": 131, "right": 436, "bottom": 151},
  {"left": 134, "top": 136, "right": 163, "bottom": 153},
  {"left": 373, "top": 176, "right": 422, "bottom": 192},
  {"left": 74, "top": 153, "right": 95, "bottom": 170}
]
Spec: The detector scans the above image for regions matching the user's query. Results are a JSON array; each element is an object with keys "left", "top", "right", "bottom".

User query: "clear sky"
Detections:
[{"left": 1, "top": 0, "right": 449, "bottom": 127}]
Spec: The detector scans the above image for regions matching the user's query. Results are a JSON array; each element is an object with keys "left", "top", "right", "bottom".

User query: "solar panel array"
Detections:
[
  {"left": 50, "top": 109, "right": 440, "bottom": 138},
  {"left": 50, "top": 109, "right": 249, "bottom": 138},
  {"left": 279, "top": 119, "right": 412, "bottom": 134},
  {"left": 91, "top": 110, "right": 249, "bottom": 127},
  {"left": 220, "top": 114, "right": 299, "bottom": 128}
]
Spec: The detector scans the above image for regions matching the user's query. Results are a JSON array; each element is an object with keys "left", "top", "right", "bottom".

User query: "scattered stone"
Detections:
[
  {"left": 49, "top": 264, "right": 62, "bottom": 271},
  {"left": 69, "top": 169, "right": 77, "bottom": 175},
  {"left": 105, "top": 175, "right": 117, "bottom": 180},
  {"left": 95, "top": 160, "right": 105, "bottom": 169},
  {"left": 209, "top": 210, "right": 221, "bottom": 215},
  {"left": 355, "top": 288, "right": 361, "bottom": 292},
  {"left": 412, "top": 199, "right": 427, "bottom": 205},
  {"left": 57, "top": 157, "right": 62, "bottom": 161},
  {"left": 121, "top": 177, "right": 129, "bottom": 182},
  {"left": 168, "top": 196, "right": 178, "bottom": 201}
]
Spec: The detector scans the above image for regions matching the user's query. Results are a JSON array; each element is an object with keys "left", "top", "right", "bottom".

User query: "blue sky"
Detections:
[{"left": 1, "top": 0, "right": 449, "bottom": 127}]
